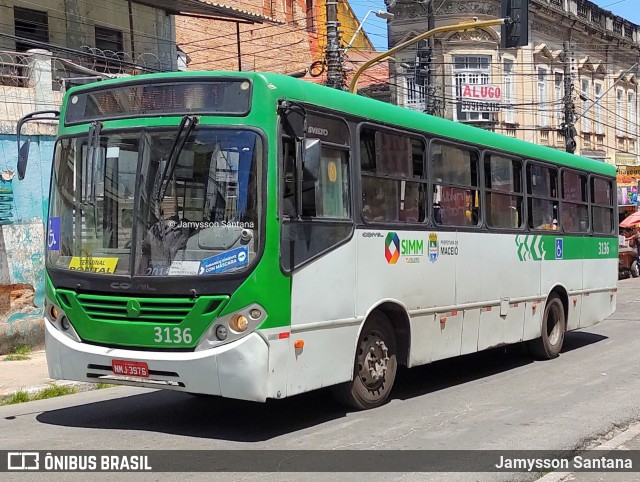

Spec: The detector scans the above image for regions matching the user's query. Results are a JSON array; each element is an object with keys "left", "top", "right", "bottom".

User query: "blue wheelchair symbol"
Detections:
[{"left": 555, "top": 238, "right": 563, "bottom": 259}]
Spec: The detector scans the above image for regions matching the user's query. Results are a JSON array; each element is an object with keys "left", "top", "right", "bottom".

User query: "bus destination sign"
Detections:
[{"left": 65, "top": 80, "right": 252, "bottom": 124}]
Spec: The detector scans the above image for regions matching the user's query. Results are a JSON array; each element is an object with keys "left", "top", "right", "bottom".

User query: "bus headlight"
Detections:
[
  {"left": 195, "top": 303, "right": 267, "bottom": 351},
  {"left": 230, "top": 314, "right": 249, "bottom": 333},
  {"left": 44, "top": 298, "right": 82, "bottom": 343},
  {"left": 215, "top": 325, "right": 228, "bottom": 340}
]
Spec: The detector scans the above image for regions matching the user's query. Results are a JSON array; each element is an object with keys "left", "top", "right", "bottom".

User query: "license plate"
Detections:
[{"left": 111, "top": 360, "right": 149, "bottom": 378}]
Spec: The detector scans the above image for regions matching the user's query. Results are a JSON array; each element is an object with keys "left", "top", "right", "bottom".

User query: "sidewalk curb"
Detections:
[
  {"left": 537, "top": 421, "right": 640, "bottom": 482},
  {"left": 1, "top": 380, "right": 98, "bottom": 400}
]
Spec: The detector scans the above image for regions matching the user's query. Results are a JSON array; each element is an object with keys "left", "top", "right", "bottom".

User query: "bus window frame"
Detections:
[
  {"left": 481, "top": 149, "right": 525, "bottom": 232},
  {"left": 278, "top": 108, "right": 355, "bottom": 274},
  {"left": 428, "top": 137, "right": 482, "bottom": 229},
  {"left": 559, "top": 167, "right": 590, "bottom": 234},
  {"left": 524, "top": 159, "right": 560, "bottom": 233},
  {"left": 357, "top": 123, "right": 429, "bottom": 228},
  {"left": 589, "top": 173, "right": 616, "bottom": 236}
]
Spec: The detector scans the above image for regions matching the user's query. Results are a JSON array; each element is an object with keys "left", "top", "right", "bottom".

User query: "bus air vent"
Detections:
[{"left": 76, "top": 294, "right": 195, "bottom": 324}]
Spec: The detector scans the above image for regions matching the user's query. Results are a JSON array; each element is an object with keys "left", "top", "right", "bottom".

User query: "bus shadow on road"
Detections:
[
  {"left": 392, "top": 331, "right": 607, "bottom": 401},
  {"left": 35, "top": 331, "right": 606, "bottom": 442}
]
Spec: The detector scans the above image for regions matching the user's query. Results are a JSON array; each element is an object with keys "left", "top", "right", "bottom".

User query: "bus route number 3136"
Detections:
[
  {"left": 598, "top": 241, "right": 610, "bottom": 256},
  {"left": 154, "top": 327, "right": 193, "bottom": 344}
]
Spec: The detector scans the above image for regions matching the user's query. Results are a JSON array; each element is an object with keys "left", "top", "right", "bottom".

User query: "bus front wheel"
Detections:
[
  {"left": 528, "top": 295, "right": 566, "bottom": 360},
  {"left": 332, "top": 312, "right": 398, "bottom": 410}
]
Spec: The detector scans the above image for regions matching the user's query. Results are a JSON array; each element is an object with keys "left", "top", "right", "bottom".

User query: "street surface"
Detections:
[{"left": 1, "top": 279, "right": 640, "bottom": 481}]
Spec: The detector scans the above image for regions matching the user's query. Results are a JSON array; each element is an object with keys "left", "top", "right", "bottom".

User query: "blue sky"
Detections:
[{"left": 350, "top": 0, "right": 640, "bottom": 51}]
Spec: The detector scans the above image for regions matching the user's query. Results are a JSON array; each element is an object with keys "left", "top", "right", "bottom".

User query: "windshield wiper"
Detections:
[
  {"left": 87, "top": 120, "right": 102, "bottom": 204},
  {"left": 156, "top": 115, "right": 199, "bottom": 203},
  {"left": 87, "top": 121, "right": 102, "bottom": 237}
]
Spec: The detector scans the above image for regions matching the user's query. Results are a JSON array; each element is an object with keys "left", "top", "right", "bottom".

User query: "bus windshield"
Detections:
[{"left": 47, "top": 128, "right": 263, "bottom": 277}]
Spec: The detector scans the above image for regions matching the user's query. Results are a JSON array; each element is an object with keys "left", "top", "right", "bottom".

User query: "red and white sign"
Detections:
[
  {"left": 459, "top": 84, "right": 502, "bottom": 113},
  {"left": 112, "top": 360, "right": 149, "bottom": 378},
  {"left": 460, "top": 84, "right": 502, "bottom": 101}
]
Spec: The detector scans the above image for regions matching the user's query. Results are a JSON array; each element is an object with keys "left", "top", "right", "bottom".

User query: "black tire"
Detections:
[
  {"left": 527, "top": 295, "right": 566, "bottom": 360},
  {"left": 331, "top": 312, "right": 398, "bottom": 410},
  {"left": 631, "top": 261, "right": 640, "bottom": 278}
]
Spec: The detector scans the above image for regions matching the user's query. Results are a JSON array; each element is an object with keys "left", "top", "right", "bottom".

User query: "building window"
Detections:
[
  {"left": 554, "top": 72, "right": 563, "bottom": 125},
  {"left": 95, "top": 26, "right": 124, "bottom": 53},
  {"left": 617, "top": 89, "right": 624, "bottom": 134},
  {"left": 628, "top": 90, "right": 637, "bottom": 139},
  {"left": 537, "top": 67, "right": 549, "bottom": 127},
  {"left": 503, "top": 59, "right": 515, "bottom": 124},
  {"left": 306, "top": 0, "right": 315, "bottom": 32},
  {"left": 14, "top": 7, "right": 49, "bottom": 52},
  {"left": 581, "top": 79, "right": 591, "bottom": 133},
  {"left": 595, "top": 83, "right": 603, "bottom": 135},
  {"left": 404, "top": 76, "right": 426, "bottom": 112},
  {"left": 453, "top": 55, "right": 492, "bottom": 122}
]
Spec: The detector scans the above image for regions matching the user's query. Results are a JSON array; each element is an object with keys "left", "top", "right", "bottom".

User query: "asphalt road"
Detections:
[{"left": 1, "top": 279, "right": 639, "bottom": 481}]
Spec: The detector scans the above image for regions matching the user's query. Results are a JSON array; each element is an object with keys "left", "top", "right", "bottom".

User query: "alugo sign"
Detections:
[{"left": 459, "top": 84, "right": 502, "bottom": 113}]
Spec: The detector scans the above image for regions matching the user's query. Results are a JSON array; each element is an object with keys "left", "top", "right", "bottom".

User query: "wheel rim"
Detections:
[
  {"left": 357, "top": 330, "right": 390, "bottom": 390},
  {"left": 546, "top": 301, "right": 563, "bottom": 346}
]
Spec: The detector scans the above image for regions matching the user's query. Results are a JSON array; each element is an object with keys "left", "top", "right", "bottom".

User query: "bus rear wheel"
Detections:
[
  {"left": 528, "top": 295, "right": 566, "bottom": 360},
  {"left": 332, "top": 312, "right": 397, "bottom": 410}
]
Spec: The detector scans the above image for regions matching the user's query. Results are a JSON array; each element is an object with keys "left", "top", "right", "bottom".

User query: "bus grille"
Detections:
[{"left": 75, "top": 294, "right": 196, "bottom": 324}]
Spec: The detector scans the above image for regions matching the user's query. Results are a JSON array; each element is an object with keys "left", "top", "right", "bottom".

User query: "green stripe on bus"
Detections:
[{"left": 515, "top": 235, "right": 617, "bottom": 261}]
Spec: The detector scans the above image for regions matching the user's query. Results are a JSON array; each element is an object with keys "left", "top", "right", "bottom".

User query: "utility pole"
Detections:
[
  {"left": 425, "top": 0, "right": 437, "bottom": 115},
  {"left": 562, "top": 41, "right": 577, "bottom": 153},
  {"left": 325, "top": 0, "right": 344, "bottom": 89}
]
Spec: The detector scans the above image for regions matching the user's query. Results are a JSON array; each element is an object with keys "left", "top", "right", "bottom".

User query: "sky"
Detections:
[{"left": 350, "top": 0, "right": 640, "bottom": 51}]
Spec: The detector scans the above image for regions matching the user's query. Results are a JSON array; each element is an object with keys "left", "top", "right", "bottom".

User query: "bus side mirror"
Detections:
[
  {"left": 17, "top": 140, "right": 30, "bottom": 180},
  {"left": 16, "top": 110, "right": 60, "bottom": 180},
  {"left": 303, "top": 138, "right": 321, "bottom": 181}
]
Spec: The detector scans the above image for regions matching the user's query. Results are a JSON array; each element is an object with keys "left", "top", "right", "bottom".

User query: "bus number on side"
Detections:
[
  {"left": 598, "top": 242, "right": 610, "bottom": 256},
  {"left": 154, "top": 327, "right": 193, "bottom": 344}
]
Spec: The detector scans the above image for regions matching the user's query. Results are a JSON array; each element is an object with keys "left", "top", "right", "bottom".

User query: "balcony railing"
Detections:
[
  {"left": 577, "top": 2, "right": 588, "bottom": 19},
  {"left": 0, "top": 51, "right": 30, "bottom": 87},
  {"left": 614, "top": 20, "right": 623, "bottom": 35}
]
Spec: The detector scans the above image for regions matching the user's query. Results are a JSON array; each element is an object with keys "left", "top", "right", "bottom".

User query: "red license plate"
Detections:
[{"left": 111, "top": 360, "right": 149, "bottom": 378}]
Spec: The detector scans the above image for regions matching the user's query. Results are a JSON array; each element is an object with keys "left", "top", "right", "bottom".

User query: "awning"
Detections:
[
  {"left": 620, "top": 211, "right": 640, "bottom": 228},
  {"left": 132, "top": 0, "right": 280, "bottom": 24}
]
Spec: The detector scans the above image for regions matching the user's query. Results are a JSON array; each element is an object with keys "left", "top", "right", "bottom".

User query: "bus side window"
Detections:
[
  {"left": 281, "top": 138, "right": 296, "bottom": 218},
  {"left": 484, "top": 154, "right": 523, "bottom": 229},
  {"left": 431, "top": 142, "right": 479, "bottom": 227},
  {"left": 527, "top": 163, "right": 558, "bottom": 230},
  {"left": 360, "top": 128, "right": 426, "bottom": 223}
]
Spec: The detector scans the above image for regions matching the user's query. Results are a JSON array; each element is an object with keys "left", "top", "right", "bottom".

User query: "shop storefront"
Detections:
[{"left": 616, "top": 162, "right": 640, "bottom": 224}]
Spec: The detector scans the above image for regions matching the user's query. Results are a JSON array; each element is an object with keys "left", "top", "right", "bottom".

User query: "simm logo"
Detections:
[{"left": 385, "top": 232, "right": 424, "bottom": 264}]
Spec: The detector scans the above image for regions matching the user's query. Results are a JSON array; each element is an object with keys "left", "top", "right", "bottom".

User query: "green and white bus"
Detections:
[{"left": 18, "top": 71, "right": 617, "bottom": 410}]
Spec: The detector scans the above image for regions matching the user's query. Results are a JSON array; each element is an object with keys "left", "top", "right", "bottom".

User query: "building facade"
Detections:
[
  {"left": 176, "top": 0, "right": 381, "bottom": 87},
  {"left": 387, "top": 0, "right": 640, "bottom": 213}
]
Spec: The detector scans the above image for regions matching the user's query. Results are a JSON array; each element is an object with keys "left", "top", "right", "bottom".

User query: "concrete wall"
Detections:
[{"left": 0, "top": 135, "right": 53, "bottom": 354}]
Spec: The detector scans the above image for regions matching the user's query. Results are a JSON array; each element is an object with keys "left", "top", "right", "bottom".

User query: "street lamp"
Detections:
[{"left": 344, "top": 10, "right": 394, "bottom": 51}]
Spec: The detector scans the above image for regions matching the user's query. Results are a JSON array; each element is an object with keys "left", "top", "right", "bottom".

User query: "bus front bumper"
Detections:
[{"left": 45, "top": 320, "right": 270, "bottom": 402}]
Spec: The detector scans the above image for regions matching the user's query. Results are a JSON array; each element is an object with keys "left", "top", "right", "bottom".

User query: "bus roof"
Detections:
[{"left": 65, "top": 71, "right": 616, "bottom": 178}]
